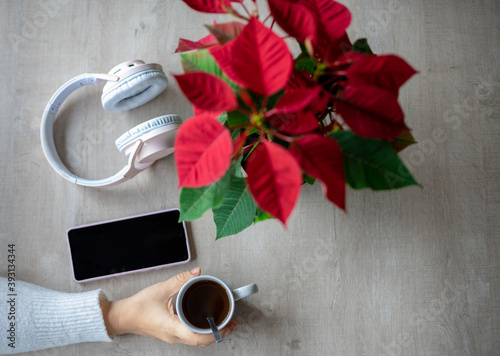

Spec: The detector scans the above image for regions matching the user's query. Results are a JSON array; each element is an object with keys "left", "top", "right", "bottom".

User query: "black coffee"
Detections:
[{"left": 182, "top": 280, "right": 230, "bottom": 329}]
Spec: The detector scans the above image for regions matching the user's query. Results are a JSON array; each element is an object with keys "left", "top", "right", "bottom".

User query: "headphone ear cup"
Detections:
[
  {"left": 115, "top": 115, "right": 182, "bottom": 167},
  {"left": 101, "top": 61, "right": 168, "bottom": 112}
]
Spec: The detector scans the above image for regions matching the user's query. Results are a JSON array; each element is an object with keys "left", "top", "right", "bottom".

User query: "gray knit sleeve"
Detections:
[{"left": 0, "top": 277, "right": 112, "bottom": 354}]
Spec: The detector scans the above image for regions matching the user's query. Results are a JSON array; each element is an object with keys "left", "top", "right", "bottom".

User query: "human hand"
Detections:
[{"left": 100, "top": 267, "right": 239, "bottom": 346}]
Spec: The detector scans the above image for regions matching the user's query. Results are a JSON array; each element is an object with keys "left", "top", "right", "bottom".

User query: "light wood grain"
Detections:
[{"left": 1, "top": 0, "right": 498, "bottom": 355}]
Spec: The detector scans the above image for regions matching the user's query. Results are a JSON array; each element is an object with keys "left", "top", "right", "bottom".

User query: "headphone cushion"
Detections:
[
  {"left": 115, "top": 114, "right": 182, "bottom": 152},
  {"left": 101, "top": 69, "right": 168, "bottom": 112}
]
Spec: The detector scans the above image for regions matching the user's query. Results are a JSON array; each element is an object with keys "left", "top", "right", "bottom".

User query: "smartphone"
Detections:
[{"left": 67, "top": 208, "right": 190, "bottom": 283}]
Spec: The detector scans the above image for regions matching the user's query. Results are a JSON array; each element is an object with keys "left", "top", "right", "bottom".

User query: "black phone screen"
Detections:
[{"left": 67, "top": 209, "right": 190, "bottom": 282}]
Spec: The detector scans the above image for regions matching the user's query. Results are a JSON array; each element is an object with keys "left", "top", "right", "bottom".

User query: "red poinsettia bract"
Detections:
[
  {"left": 245, "top": 141, "right": 302, "bottom": 224},
  {"left": 174, "top": 114, "right": 233, "bottom": 188}
]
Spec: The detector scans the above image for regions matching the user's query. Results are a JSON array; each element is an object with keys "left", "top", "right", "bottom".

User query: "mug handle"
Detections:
[{"left": 232, "top": 283, "right": 259, "bottom": 301}]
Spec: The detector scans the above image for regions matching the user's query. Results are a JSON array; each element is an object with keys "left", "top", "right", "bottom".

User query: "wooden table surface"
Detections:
[{"left": 1, "top": 1, "right": 498, "bottom": 355}]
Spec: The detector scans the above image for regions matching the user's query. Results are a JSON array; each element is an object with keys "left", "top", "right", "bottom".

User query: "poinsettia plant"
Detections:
[{"left": 173, "top": 0, "right": 419, "bottom": 239}]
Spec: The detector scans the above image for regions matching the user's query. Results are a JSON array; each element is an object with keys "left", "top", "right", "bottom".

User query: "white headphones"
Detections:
[{"left": 41, "top": 60, "right": 182, "bottom": 187}]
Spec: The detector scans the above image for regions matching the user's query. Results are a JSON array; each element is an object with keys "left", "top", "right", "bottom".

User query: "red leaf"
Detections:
[
  {"left": 197, "top": 32, "right": 218, "bottom": 45},
  {"left": 238, "top": 89, "right": 255, "bottom": 110},
  {"left": 209, "top": 41, "right": 245, "bottom": 86},
  {"left": 292, "top": 0, "right": 352, "bottom": 62},
  {"left": 182, "top": 0, "right": 231, "bottom": 13},
  {"left": 285, "top": 72, "right": 332, "bottom": 116},
  {"left": 308, "top": 90, "right": 331, "bottom": 116},
  {"left": 336, "top": 85, "right": 408, "bottom": 140},
  {"left": 206, "top": 21, "right": 246, "bottom": 44},
  {"left": 346, "top": 55, "right": 417, "bottom": 96},
  {"left": 266, "top": 110, "right": 320, "bottom": 135},
  {"left": 289, "top": 134, "right": 345, "bottom": 209},
  {"left": 287, "top": 69, "right": 316, "bottom": 90},
  {"left": 230, "top": 18, "right": 293, "bottom": 96},
  {"left": 330, "top": 50, "right": 367, "bottom": 69},
  {"left": 245, "top": 141, "right": 302, "bottom": 224},
  {"left": 175, "top": 38, "right": 205, "bottom": 53},
  {"left": 175, "top": 114, "right": 233, "bottom": 188},
  {"left": 174, "top": 72, "right": 238, "bottom": 112},
  {"left": 269, "top": 0, "right": 317, "bottom": 43},
  {"left": 193, "top": 106, "right": 223, "bottom": 120},
  {"left": 273, "top": 87, "right": 322, "bottom": 114},
  {"left": 300, "top": 0, "right": 351, "bottom": 41},
  {"left": 232, "top": 131, "right": 248, "bottom": 155},
  {"left": 315, "top": 0, "right": 351, "bottom": 42},
  {"left": 175, "top": 34, "right": 217, "bottom": 53},
  {"left": 314, "top": 32, "right": 352, "bottom": 64}
]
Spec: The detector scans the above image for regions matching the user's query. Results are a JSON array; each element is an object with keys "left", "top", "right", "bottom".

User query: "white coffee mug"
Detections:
[{"left": 173, "top": 275, "right": 258, "bottom": 334}]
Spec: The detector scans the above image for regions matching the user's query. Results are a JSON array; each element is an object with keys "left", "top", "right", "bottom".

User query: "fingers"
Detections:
[
  {"left": 220, "top": 320, "right": 239, "bottom": 339},
  {"left": 173, "top": 320, "right": 239, "bottom": 346}
]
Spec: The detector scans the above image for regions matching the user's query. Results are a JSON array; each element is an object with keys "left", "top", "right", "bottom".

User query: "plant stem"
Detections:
[
  {"left": 313, "top": 63, "right": 327, "bottom": 82},
  {"left": 239, "top": 2, "right": 252, "bottom": 18},
  {"left": 239, "top": 89, "right": 258, "bottom": 113},
  {"left": 261, "top": 96, "right": 269, "bottom": 113},
  {"left": 253, "top": 0, "right": 259, "bottom": 17},
  {"left": 268, "top": 128, "right": 295, "bottom": 143},
  {"left": 232, "top": 124, "right": 256, "bottom": 160},
  {"left": 227, "top": 7, "right": 250, "bottom": 21},
  {"left": 243, "top": 138, "right": 262, "bottom": 161},
  {"left": 229, "top": 123, "right": 251, "bottom": 130},
  {"left": 237, "top": 107, "right": 254, "bottom": 118}
]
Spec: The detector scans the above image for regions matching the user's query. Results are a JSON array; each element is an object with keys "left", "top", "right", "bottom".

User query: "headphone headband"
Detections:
[{"left": 40, "top": 62, "right": 174, "bottom": 187}]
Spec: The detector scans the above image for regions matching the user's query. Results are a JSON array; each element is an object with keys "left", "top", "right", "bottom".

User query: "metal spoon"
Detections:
[{"left": 207, "top": 316, "right": 222, "bottom": 343}]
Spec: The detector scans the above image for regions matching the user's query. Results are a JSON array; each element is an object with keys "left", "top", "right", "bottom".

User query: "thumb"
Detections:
[{"left": 166, "top": 267, "right": 201, "bottom": 292}]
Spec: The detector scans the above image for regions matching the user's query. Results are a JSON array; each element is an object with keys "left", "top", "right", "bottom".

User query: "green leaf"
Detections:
[
  {"left": 213, "top": 177, "right": 257, "bottom": 239},
  {"left": 181, "top": 49, "right": 241, "bottom": 91},
  {"left": 232, "top": 156, "right": 245, "bottom": 178},
  {"left": 254, "top": 208, "right": 274, "bottom": 223},
  {"left": 266, "top": 89, "right": 285, "bottom": 110},
  {"left": 244, "top": 89, "right": 284, "bottom": 112},
  {"left": 330, "top": 131, "right": 419, "bottom": 190},
  {"left": 178, "top": 167, "right": 233, "bottom": 221},
  {"left": 295, "top": 56, "right": 316, "bottom": 73},
  {"left": 180, "top": 49, "right": 223, "bottom": 77},
  {"left": 391, "top": 130, "right": 417, "bottom": 153},
  {"left": 303, "top": 173, "right": 316, "bottom": 185},
  {"left": 217, "top": 112, "right": 228, "bottom": 125},
  {"left": 227, "top": 110, "right": 250, "bottom": 127},
  {"left": 352, "top": 38, "right": 374, "bottom": 55},
  {"left": 295, "top": 52, "right": 315, "bottom": 73}
]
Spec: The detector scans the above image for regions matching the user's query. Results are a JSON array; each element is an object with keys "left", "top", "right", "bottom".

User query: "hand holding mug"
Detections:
[
  {"left": 100, "top": 267, "right": 241, "bottom": 346},
  {"left": 173, "top": 274, "right": 259, "bottom": 337}
]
